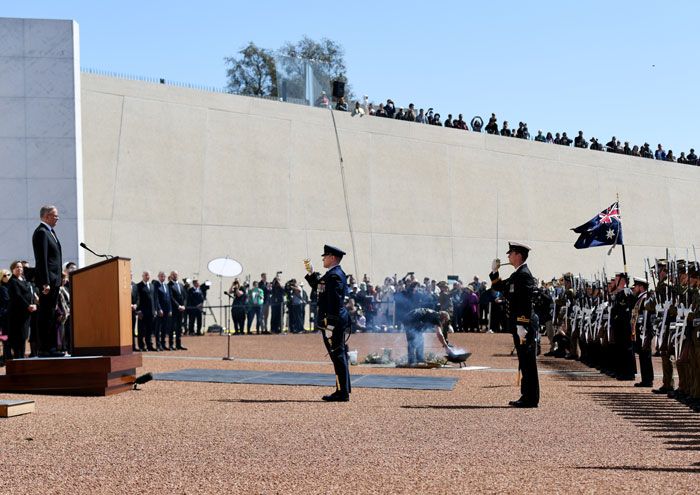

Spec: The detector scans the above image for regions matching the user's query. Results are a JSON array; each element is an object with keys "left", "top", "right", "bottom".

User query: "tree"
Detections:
[
  {"left": 277, "top": 36, "right": 353, "bottom": 101},
  {"left": 225, "top": 42, "right": 277, "bottom": 97}
]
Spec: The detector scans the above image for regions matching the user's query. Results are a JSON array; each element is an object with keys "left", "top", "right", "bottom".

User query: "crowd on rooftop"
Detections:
[{"left": 324, "top": 94, "right": 700, "bottom": 166}]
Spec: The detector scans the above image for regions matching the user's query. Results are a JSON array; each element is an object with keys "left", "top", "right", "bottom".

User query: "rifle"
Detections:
[{"left": 645, "top": 258, "right": 656, "bottom": 291}]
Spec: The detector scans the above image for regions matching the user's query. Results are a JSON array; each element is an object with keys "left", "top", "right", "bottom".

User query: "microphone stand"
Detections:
[{"left": 79, "top": 242, "right": 112, "bottom": 260}]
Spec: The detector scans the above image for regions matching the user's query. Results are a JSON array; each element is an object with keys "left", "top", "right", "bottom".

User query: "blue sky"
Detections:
[{"left": 5, "top": 1, "right": 699, "bottom": 153}]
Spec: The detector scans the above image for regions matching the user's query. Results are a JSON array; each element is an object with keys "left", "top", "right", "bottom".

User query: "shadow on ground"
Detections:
[
  {"left": 212, "top": 399, "right": 320, "bottom": 404},
  {"left": 575, "top": 465, "right": 700, "bottom": 474},
  {"left": 585, "top": 390, "right": 700, "bottom": 451},
  {"left": 401, "top": 405, "right": 511, "bottom": 410}
]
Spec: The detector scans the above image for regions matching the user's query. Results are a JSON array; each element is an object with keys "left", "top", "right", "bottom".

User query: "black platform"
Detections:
[{"left": 154, "top": 369, "right": 457, "bottom": 391}]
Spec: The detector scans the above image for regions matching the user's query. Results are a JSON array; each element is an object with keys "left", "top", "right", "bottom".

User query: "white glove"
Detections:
[
  {"left": 303, "top": 259, "right": 314, "bottom": 274},
  {"left": 491, "top": 258, "right": 501, "bottom": 273},
  {"left": 516, "top": 325, "right": 528, "bottom": 341}
]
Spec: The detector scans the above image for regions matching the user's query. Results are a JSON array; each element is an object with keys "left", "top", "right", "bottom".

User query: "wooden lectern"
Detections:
[
  {"left": 0, "top": 257, "right": 142, "bottom": 396},
  {"left": 72, "top": 257, "right": 134, "bottom": 356}
]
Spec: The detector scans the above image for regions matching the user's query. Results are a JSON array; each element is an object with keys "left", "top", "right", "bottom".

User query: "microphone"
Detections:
[{"left": 79, "top": 242, "right": 112, "bottom": 259}]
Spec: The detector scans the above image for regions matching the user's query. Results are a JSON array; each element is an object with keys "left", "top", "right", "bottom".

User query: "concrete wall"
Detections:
[
  {"left": 81, "top": 73, "right": 700, "bottom": 284},
  {"left": 0, "top": 17, "right": 83, "bottom": 271}
]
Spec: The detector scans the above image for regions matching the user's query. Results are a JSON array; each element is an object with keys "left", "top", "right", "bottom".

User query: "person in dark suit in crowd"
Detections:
[
  {"left": 136, "top": 271, "right": 159, "bottom": 351},
  {"left": 6, "top": 261, "right": 38, "bottom": 359},
  {"left": 168, "top": 271, "right": 187, "bottom": 350},
  {"left": 20, "top": 261, "right": 40, "bottom": 357},
  {"left": 31, "top": 205, "right": 63, "bottom": 356},
  {"left": 0, "top": 270, "right": 11, "bottom": 364},
  {"left": 154, "top": 271, "right": 173, "bottom": 351},
  {"left": 490, "top": 242, "right": 539, "bottom": 408},
  {"left": 130, "top": 275, "right": 138, "bottom": 351},
  {"left": 187, "top": 279, "right": 205, "bottom": 336},
  {"left": 304, "top": 244, "right": 352, "bottom": 402},
  {"left": 269, "top": 277, "right": 285, "bottom": 334},
  {"left": 229, "top": 279, "right": 247, "bottom": 334}
]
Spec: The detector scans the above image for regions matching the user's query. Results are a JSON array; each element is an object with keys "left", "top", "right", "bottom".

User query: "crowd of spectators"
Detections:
[
  {"left": 0, "top": 258, "right": 571, "bottom": 364},
  {"left": 328, "top": 94, "right": 699, "bottom": 167},
  {"left": 0, "top": 260, "right": 77, "bottom": 365}
]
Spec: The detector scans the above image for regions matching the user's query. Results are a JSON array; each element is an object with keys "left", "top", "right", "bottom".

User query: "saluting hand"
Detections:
[{"left": 303, "top": 259, "right": 314, "bottom": 274}]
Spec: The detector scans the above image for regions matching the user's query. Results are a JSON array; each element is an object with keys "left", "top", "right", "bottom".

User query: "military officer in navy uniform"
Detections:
[
  {"left": 304, "top": 245, "right": 351, "bottom": 402},
  {"left": 490, "top": 242, "right": 539, "bottom": 408}
]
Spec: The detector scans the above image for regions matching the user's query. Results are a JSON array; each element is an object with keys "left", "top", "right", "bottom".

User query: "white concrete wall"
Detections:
[
  {"left": 0, "top": 17, "right": 83, "bottom": 271},
  {"left": 81, "top": 73, "right": 700, "bottom": 284}
]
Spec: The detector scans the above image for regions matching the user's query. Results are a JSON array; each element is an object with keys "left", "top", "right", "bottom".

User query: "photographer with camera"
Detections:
[
  {"left": 269, "top": 276, "right": 285, "bottom": 334},
  {"left": 228, "top": 278, "right": 247, "bottom": 334}
]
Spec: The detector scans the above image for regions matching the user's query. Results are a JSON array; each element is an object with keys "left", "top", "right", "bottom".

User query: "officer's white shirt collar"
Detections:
[{"left": 514, "top": 262, "right": 528, "bottom": 272}]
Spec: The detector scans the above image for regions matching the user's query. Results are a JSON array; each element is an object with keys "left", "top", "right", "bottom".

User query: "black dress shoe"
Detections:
[
  {"left": 652, "top": 386, "right": 673, "bottom": 394},
  {"left": 616, "top": 375, "right": 635, "bottom": 381},
  {"left": 169, "top": 346, "right": 176, "bottom": 351},
  {"left": 634, "top": 382, "right": 653, "bottom": 388},
  {"left": 322, "top": 392, "right": 349, "bottom": 402},
  {"left": 176, "top": 345, "right": 188, "bottom": 351},
  {"left": 509, "top": 399, "right": 538, "bottom": 408}
]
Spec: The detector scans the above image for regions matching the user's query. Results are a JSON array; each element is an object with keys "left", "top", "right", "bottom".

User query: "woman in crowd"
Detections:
[
  {"left": 0, "top": 269, "right": 11, "bottom": 364},
  {"left": 335, "top": 96, "right": 348, "bottom": 111},
  {"left": 269, "top": 277, "right": 285, "bottom": 333},
  {"left": 56, "top": 271, "right": 71, "bottom": 352},
  {"left": 229, "top": 279, "right": 247, "bottom": 334},
  {"left": 7, "top": 261, "right": 37, "bottom": 359}
]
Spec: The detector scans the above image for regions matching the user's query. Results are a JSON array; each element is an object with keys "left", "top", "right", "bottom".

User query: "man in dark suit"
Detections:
[
  {"left": 31, "top": 205, "right": 63, "bottom": 356},
  {"left": 154, "top": 271, "right": 173, "bottom": 351},
  {"left": 304, "top": 244, "right": 351, "bottom": 402},
  {"left": 131, "top": 277, "right": 138, "bottom": 351},
  {"left": 168, "top": 271, "right": 187, "bottom": 350},
  {"left": 187, "top": 280, "right": 205, "bottom": 336},
  {"left": 136, "top": 271, "right": 159, "bottom": 351},
  {"left": 490, "top": 242, "right": 539, "bottom": 408}
]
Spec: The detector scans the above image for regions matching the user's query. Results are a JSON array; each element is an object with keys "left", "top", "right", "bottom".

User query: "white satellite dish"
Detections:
[{"left": 207, "top": 257, "right": 243, "bottom": 277}]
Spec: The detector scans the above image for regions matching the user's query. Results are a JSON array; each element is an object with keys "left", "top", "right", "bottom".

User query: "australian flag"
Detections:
[{"left": 571, "top": 202, "right": 624, "bottom": 249}]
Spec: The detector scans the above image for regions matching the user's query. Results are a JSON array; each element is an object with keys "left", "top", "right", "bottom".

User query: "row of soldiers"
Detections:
[{"left": 543, "top": 259, "right": 700, "bottom": 412}]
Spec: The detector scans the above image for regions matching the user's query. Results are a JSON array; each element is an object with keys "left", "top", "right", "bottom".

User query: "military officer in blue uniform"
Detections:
[
  {"left": 490, "top": 242, "right": 540, "bottom": 408},
  {"left": 304, "top": 245, "right": 351, "bottom": 402}
]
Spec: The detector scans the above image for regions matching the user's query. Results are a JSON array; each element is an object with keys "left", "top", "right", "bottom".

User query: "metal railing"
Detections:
[{"left": 81, "top": 67, "right": 309, "bottom": 106}]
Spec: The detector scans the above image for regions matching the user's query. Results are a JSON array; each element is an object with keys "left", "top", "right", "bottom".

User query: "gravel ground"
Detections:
[{"left": 1, "top": 331, "right": 698, "bottom": 494}]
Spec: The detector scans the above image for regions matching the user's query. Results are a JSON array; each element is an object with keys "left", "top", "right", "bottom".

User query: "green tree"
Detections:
[
  {"left": 277, "top": 36, "right": 353, "bottom": 101},
  {"left": 225, "top": 42, "right": 277, "bottom": 96}
]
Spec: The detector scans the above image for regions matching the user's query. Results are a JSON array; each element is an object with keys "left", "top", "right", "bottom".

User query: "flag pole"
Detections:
[{"left": 616, "top": 192, "right": 628, "bottom": 274}]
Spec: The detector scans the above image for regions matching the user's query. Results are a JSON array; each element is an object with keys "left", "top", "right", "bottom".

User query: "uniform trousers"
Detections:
[
  {"left": 515, "top": 338, "right": 539, "bottom": 405},
  {"left": 635, "top": 339, "right": 654, "bottom": 385},
  {"left": 323, "top": 326, "right": 351, "bottom": 396}
]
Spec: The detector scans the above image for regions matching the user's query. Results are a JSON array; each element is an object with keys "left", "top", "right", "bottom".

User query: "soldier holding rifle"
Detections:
[
  {"left": 631, "top": 277, "right": 655, "bottom": 387},
  {"left": 652, "top": 260, "right": 676, "bottom": 394}
]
